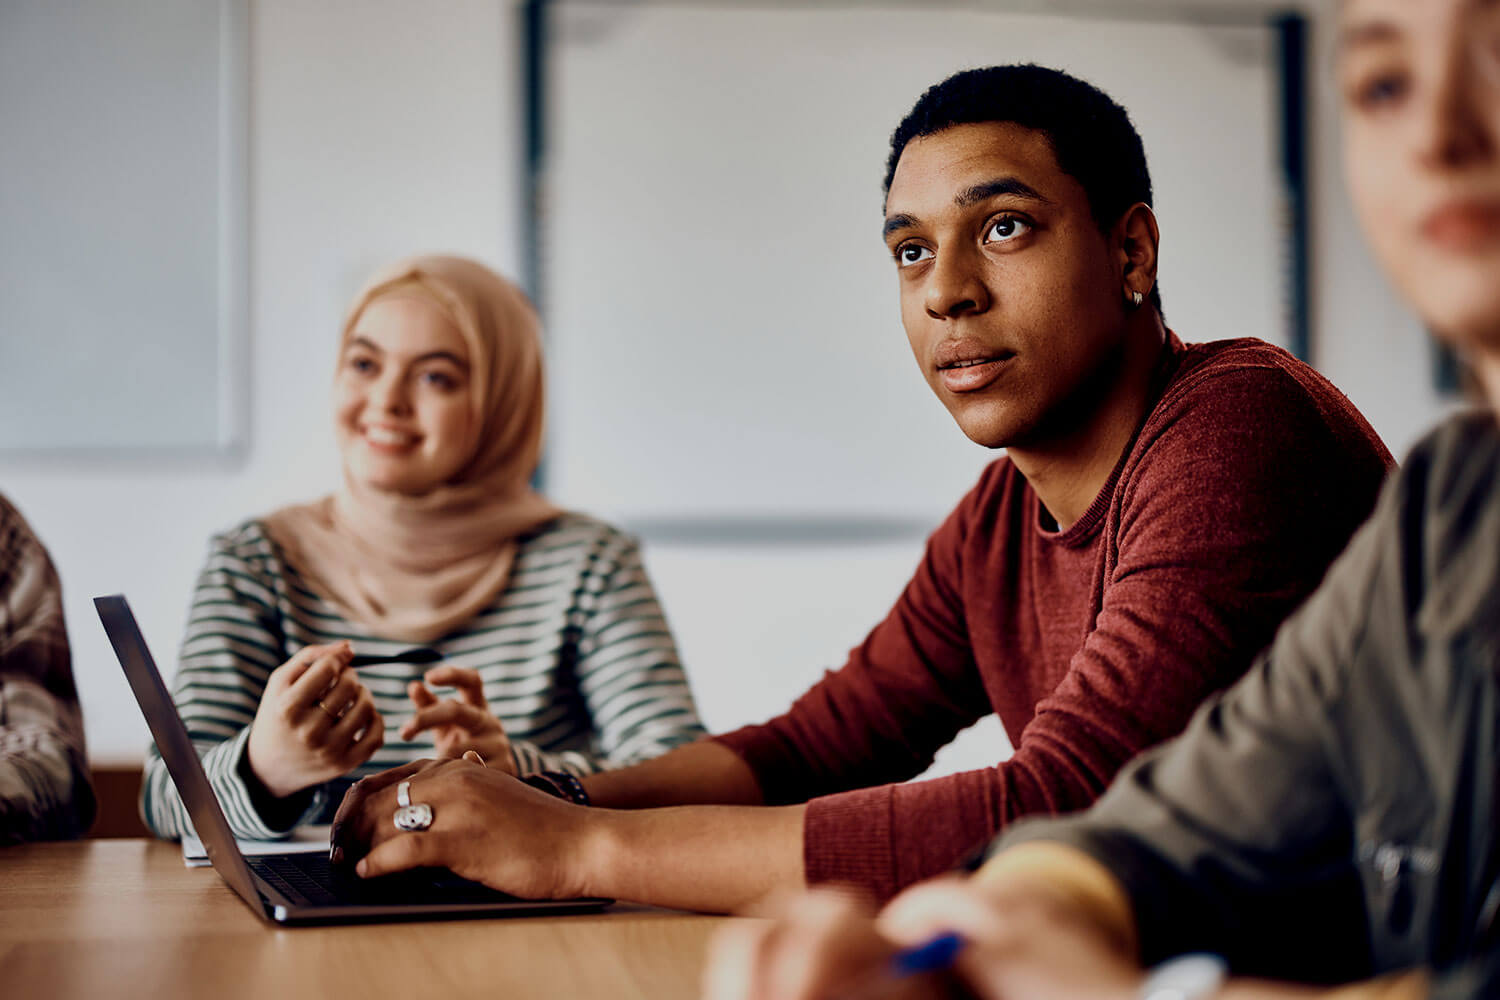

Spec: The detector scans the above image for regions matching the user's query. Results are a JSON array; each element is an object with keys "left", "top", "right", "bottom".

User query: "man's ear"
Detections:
[{"left": 1116, "top": 202, "right": 1160, "bottom": 302}]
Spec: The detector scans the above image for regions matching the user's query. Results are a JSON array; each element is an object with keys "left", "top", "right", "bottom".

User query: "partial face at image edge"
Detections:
[{"left": 1340, "top": 0, "right": 1500, "bottom": 358}]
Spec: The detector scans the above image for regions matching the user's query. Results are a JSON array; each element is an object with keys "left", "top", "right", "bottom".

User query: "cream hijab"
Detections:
[{"left": 262, "top": 255, "right": 560, "bottom": 643}]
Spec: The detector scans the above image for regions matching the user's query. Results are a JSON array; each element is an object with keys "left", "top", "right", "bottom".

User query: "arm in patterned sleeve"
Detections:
[
  {"left": 0, "top": 496, "right": 96, "bottom": 843},
  {"left": 139, "top": 528, "right": 324, "bottom": 840},
  {"left": 510, "top": 528, "right": 706, "bottom": 778}
]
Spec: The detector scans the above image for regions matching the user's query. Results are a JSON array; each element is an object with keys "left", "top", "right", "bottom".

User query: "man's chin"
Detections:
[{"left": 952, "top": 410, "right": 1027, "bottom": 451}]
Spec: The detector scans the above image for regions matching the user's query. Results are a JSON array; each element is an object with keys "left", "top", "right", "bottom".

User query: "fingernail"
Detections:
[
  {"left": 355, "top": 859, "right": 368, "bottom": 877},
  {"left": 329, "top": 846, "right": 343, "bottom": 865}
]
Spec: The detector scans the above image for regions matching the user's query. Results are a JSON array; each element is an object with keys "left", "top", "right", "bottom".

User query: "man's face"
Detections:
[
  {"left": 1340, "top": 0, "right": 1500, "bottom": 352},
  {"left": 883, "top": 122, "right": 1128, "bottom": 450}
]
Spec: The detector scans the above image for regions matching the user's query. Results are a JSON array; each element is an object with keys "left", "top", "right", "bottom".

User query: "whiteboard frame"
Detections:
[{"left": 519, "top": 0, "right": 1312, "bottom": 541}]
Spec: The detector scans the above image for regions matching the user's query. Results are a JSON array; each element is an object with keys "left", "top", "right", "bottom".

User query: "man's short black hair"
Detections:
[{"left": 885, "top": 64, "right": 1162, "bottom": 312}]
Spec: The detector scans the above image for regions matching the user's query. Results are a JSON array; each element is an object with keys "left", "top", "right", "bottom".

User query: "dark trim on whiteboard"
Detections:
[
  {"left": 521, "top": 0, "right": 551, "bottom": 490},
  {"left": 219, "top": 0, "right": 251, "bottom": 460},
  {"left": 530, "top": 1, "right": 1294, "bottom": 28},
  {"left": 1274, "top": 11, "right": 1311, "bottom": 361},
  {"left": 520, "top": 0, "right": 550, "bottom": 313}
]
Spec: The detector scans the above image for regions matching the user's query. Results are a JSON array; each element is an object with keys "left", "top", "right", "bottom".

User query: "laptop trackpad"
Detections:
[{"left": 341, "top": 866, "right": 522, "bottom": 904}]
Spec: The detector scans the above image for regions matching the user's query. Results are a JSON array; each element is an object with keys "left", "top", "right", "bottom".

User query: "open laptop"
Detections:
[{"left": 96, "top": 594, "right": 612, "bottom": 925}]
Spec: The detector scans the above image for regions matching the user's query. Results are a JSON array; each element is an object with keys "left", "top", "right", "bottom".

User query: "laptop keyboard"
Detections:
[
  {"left": 248, "top": 852, "right": 521, "bottom": 908},
  {"left": 249, "top": 854, "right": 342, "bottom": 906}
]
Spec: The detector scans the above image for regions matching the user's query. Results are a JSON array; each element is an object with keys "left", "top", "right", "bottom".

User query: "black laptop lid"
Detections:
[{"left": 95, "top": 594, "right": 268, "bottom": 913}]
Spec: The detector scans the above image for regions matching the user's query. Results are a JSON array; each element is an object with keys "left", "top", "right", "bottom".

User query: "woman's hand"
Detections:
[
  {"left": 400, "top": 666, "right": 515, "bottom": 774},
  {"left": 245, "top": 642, "right": 385, "bottom": 800},
  {"left": 703, "top": 876, "right": 1143, "bottom": 1000},
  {"left": 329, "top": 756, "right": 596, "bottom": 900}
]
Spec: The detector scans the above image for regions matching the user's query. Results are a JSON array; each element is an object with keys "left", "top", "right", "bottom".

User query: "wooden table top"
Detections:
[{"left": 0, "top": 839, "right": 736, "bottom": 1000}]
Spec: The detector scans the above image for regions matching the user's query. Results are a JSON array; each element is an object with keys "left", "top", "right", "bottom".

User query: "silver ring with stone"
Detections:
[
  {"left": 393, "top": 802, "right": 434, "bottom": 832},
  {"left": 392, "top": 779, "right": 432, "bottom": 831}
]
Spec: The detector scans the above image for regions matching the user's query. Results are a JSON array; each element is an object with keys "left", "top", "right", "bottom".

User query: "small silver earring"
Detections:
[{"left": 1128, "top": 290, "right": 1144, "bottom": 308}]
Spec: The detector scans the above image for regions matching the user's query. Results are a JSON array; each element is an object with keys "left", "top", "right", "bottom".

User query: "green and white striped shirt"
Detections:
[{"left": 141, "top": 511, "right": 705, "bottom": 840}]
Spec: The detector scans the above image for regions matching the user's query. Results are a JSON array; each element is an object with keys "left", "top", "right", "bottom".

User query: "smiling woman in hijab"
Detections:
[{"left": 141, "top": 255, "right": 706, "bottom": 840}]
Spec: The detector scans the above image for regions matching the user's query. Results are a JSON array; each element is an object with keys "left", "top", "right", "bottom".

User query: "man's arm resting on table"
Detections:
[
  {"left": 340, "top": 754, "right": 802, "bottom": 914},
  {"left": 580, "top": 800, "right": 806, "bottom": 913},
  {"left": 580, "top": 737, "right": 765, "bottom": 809},
  {"left": 976, "top": 843, "right": 1428, "bottom": 1000}
]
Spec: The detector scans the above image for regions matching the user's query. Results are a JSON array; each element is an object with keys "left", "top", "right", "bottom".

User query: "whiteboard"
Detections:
[
  {"left": 541, "top": 3, "right": 1286, "bottom": 526},
  {"left": 0, "top": 0, "right": 246, "bottom": 455}
]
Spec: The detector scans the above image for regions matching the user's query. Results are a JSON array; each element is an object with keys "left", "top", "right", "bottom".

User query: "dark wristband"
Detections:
[{"left": 521, "top": 770, "right": 590, "bottom": 806}]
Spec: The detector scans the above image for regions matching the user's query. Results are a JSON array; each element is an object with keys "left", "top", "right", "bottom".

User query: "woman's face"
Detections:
[
  {"left": 333, "top": 291, "right": 478, "bottom": 496},
  {"left": 1340, "top": 0, "right": 1500, "bottom": 360}
]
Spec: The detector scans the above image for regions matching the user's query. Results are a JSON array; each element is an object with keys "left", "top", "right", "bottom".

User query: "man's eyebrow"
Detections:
[
  {"left": 955, "top": 177, "right": 1050, "bottom": 208},
  {"left": 882, "top": 213, "right": 919, "bottom": 241},
  {"left": 1337, "top": 18, "right": 1402, "bottom": 53},
  {"left": 883, "top": 178, "right": 1050, "bottom": 240}
]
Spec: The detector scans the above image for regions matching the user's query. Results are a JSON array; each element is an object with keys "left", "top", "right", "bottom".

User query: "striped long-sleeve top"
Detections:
[{"left": 142, "top": 511, "right": 705, "bottom": 840}]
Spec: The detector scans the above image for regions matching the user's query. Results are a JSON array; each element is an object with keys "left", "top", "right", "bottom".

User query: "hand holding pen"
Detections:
[
  {"left": 245, "top": 641, "right": 385, "bottom": 799},
  {"left": 702, "top": 872, "right": 1142, "bottom": 1000}
]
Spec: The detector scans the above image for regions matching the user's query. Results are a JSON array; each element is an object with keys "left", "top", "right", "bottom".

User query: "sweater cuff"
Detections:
[
  {"left": 205, "top": 729, "right": 323, "bottom": 840},
  {"left": 711, "top": 727, "right": 808, "bottom": 805},
  {"left": 802, "top": 784, "right": 898, "bottom": 901}
]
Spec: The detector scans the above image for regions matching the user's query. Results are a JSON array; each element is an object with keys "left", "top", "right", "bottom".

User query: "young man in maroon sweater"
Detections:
[{"left": 331, "top": 65, "right": 1392, "bottom": 913}]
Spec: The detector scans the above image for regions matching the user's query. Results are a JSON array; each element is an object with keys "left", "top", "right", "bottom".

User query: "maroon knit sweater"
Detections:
[{"left": 714, "top": 337, "right": 1393, "bottom": 901}]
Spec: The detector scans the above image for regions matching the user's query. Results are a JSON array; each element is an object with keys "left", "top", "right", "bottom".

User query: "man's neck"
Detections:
[{"left": 1008, "top": 316, "right": 1169, "bottom": 532}]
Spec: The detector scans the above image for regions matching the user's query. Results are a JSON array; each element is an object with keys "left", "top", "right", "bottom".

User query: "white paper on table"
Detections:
[{"left": 180, "top": 824, "right": 332, "bottom": 868}]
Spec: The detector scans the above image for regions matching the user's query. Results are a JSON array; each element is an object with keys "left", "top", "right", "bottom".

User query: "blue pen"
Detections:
[
  {"left": 835, "top": 846, "right": 983, "bottom": 995},
  {"left": 889, "top": 930, "right": 966, "bottom": 976},
  {"left": 834, "top": 931, "right": 967, "bottom": 999}
]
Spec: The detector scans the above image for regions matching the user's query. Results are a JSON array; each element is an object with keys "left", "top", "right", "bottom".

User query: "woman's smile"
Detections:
[{"left": 360, "top": 423, "right": 422, "bottom": 452}]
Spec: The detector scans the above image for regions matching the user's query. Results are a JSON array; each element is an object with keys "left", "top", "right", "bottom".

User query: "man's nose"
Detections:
[{"left": 925, "top": 248, "right": 991, "bottom": 319}]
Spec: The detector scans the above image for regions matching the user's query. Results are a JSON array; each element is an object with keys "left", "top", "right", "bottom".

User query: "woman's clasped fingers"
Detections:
[{"left": 400, "top": 699, "right": 489, "bottom": 742}]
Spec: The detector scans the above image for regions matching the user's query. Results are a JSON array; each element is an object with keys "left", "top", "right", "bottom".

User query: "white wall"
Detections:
[{"left": 0, "top": 0, "right": 1455, "bottom": 773}]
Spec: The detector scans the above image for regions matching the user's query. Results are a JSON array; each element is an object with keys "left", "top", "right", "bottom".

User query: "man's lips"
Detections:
[
  {"left": 933, "top": 339, "right": 1015, "bottom": 394},
  {"left": 1421, "top": 198, "right": 1500, "bottom": 252}
]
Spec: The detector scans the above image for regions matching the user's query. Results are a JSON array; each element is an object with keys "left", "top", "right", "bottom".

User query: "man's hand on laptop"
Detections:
[
  {"left": 246, "top": 642, "right": 385, "bottom": 799},
  {"left": 329, "top": 756, "right": 597, "bottom": 900}
]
